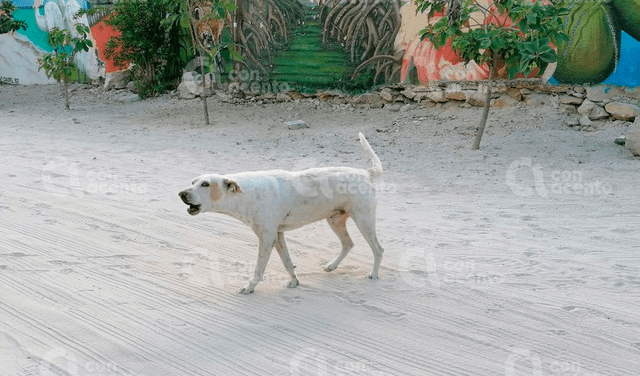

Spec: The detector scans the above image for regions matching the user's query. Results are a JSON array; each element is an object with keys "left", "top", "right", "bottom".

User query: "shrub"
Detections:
[{"left": 104, "top": 0, "right": 184, "bottom": 97}]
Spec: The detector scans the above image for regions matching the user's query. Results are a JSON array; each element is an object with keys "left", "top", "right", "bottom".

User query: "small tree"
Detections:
[
  {"left": 416, "top": 0, "right": 568, "bottom": 150},
  {"left": 164, "top": 0, "right": 241, "bottom": 125},
  {"left": 37, "top": 25, "right": 93, "bottom": 110},
  {"left": 0, "top": 0, "right": 27, "bottom": 34}
]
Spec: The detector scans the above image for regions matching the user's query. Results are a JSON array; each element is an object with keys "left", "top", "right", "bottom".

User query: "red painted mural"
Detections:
[{"left": 90, "top": 17, "right": 122, "bottom": 73}]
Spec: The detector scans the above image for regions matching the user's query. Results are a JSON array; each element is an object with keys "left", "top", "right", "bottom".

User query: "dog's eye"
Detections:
[{"left": 201, "top": 182, "right": 209, "bottom": 187}]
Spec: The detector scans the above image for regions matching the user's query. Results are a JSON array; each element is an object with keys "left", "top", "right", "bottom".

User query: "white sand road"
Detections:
[{"left": 0, "top": 84, "right": 639, "bottom": 376}]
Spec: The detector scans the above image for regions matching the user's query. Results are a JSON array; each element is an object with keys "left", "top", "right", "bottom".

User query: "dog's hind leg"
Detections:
[
  {"left": 275, "top": 232, "right": 299, "bottom": 288},
  {"left": 237, "top": 232, "right": 277, "bottom": 294},
  {"left": 351, "top": 211, "right": 384, "bottom": 280},
  {"left": 324, "top": 212, "right": 354, "bottom": 272}
]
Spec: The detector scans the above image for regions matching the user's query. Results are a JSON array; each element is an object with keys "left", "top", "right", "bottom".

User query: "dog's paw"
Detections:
[
  {"left": 365, "top": 272, "right": 378, "bottom": 280},
  {"left": 237, "top": 284, "right": 255, "bottom": 294},
  {"left": 324, "top": 263, "right": 338, "bottom": 272},
  {"left": 285, "top": 278, "right": 299, "bottom": 288}
]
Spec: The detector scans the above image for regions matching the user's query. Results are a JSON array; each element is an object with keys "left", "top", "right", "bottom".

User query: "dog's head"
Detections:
[{"left": 178, "top": 174, "right": 243, "bottom": 216}]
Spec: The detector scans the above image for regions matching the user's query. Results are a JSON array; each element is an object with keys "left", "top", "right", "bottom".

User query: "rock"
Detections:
[
  {"left": 524, "top": 93, "right": 549, "bottom": 107},
  {"left": 127, "top": 81, "right": 139, "bottom": 94},
  {"left": 559, "top": 95, "right": 584, "bottom": 105},
  {"left": 420, "top": 99, "right": 437, "bottom": 108},
  {"left": 615, "top": 136, "right": 626, "bottom": 146},
  {"left": 445, "top": 84, "right": 466, "bottom": 101},
  {"left": 316, "top": 90, "right": 342, "bottom": 100},
  {"left": 626, "top": 118, "right": 640, "bottom": 156},
  {"left": 399, "top": 103, "right": 415, "bottom": 112},
  {"left": 506, "top": 88, "right": 523, "bottom": 101},
  {"left": 104, "top": 70, "right": 130, "bottom": 90},
  {"left": 276, "top": 92, "right": 292, "bottom": 102},
  {"left": 285, "top": 120, "right": 308, "bottom": 130},
  {"left": 384, "top": 103, "right": 403, "bottom": 112},
  {"left": 577, "top": 99, "right": 596, "bottom": 115},
  {"left": 604, "top": 102, "right": 640, "bottom": 120},
  {"left": 114, "top": 92, "right": 139, "bottom": 104},
  {"left": 217, "top": 92, "right": 232, "bottom": 102},
  {"left": 589, "top": 105, "right": 609, "bottom": 120},
  {"left": 379, "top": 88, "right": 394, "bottom": 102},
  {"left": 288, "top": 91, "right": 303, "bottom": 100},
  {"left": 466, "top": 92, "right": 487, "bottom": 107},
  {"left": 571, "top": 92, "right": 585, "bottom": 98},
  {"left": 566, "top": 117, "right": 580, "bottom": 127},
  {"left": 182, "top": 71, "right": 201, "bottom": 82},
  {"left": 579, "top": 115, "right": 592, "bottom": 127},
  {"left": 427, "top": 90, "right": 448, "bottom": 103},
  {"left": 520, "top": 88, "right": 532, "bottom": 95},
  {"left": 492, "top": 95, "right": 518, "bottom": 108},
  {"left": 178, "top": 81, "right": 198, "bottom": 99},
  {"left": 178, "top": 80, "right": 213, "bottom": 98},
  {"left": 623, "top": 87, "right": 640, "bottom": 101},
  {"left": 400, "top": 86, "right": 429, "bottom": 101},
  {"left": 560, "top": 104, "right": 578, "bottom": 115},
  {"left": 442, "top": 101, "right": 460, "bottom": 111},
  {"left": 262, "top": 92, "right": 276, "bottom": 100},
  {"left": 351, "top": 93, "right": 385, "bottom": 107},
  {"left": 586, "top": 85, "right": 623, "bottom": 102}
]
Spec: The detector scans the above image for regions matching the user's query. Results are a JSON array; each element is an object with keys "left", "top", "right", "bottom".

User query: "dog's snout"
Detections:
[{"left": 179, "top": 191, "right": 190, "bottom": 203}]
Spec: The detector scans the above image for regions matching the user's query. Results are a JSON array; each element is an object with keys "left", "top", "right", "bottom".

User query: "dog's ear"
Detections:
[{"left": 223, "top": 179, "right": 243, "bottom": 194}]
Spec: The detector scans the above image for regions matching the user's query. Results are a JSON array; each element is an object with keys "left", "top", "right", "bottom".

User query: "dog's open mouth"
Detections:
[{"left": 187, "top": 204, "right": 200, "bottom": 215}]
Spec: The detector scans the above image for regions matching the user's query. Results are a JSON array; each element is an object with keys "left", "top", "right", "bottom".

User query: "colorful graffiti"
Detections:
[{"left": 1, "top": 0, "right": 639, "bottom": 88}]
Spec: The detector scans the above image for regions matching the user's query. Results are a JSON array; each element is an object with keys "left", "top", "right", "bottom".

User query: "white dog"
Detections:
[{"left": 178, "top": 133, "right": 384, "bottom": 294}]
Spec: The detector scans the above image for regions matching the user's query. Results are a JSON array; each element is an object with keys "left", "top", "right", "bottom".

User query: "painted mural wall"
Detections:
[
  {"left": 0, "top": 0, "right": 118, "bottom": 84},
  {"left": 393, "top": 0, "right": 640, "bottom": 87},
  {"left": 1, "top": 0, "right": 639, "bottom": 88}
]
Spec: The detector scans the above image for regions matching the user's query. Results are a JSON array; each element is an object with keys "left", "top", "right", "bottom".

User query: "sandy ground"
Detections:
[{"left": 0, "top": 84, "right": 639, "bottom": 376}]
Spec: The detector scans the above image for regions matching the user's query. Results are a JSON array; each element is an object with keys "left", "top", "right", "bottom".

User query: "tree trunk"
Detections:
[
  {"left": 64, "top": 77, "right": 70, "bottom": 111},
  {"left": 233, "top": 0, "right": 242, "bottom": 79},
  {"left": 471, "top": 53, "right": 498, "bottom": 150},
  {"left": 200, "top": 49, "right": 210, "bottom": 125}
]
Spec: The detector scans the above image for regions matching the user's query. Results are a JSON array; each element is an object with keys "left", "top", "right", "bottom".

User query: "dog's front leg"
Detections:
[{"left": 237, "top": 232, "right": 277, "bottom": 294}]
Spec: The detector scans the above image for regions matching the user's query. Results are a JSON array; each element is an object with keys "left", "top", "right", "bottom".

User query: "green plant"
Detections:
[
  {"left": 37, "top": 25, "right": 93, "bottom": 110},
  {"left": 164, "top": 0, "right": 241, "bottom": 125},
  {"left": 416, "top": 0, "right": 568, "bottom": 150},
  {"left": 0, "top": 0, "right": 27, "bottom": 34},
  {"left": 103, "top": 0, "right": 184, "bottom": 97}
]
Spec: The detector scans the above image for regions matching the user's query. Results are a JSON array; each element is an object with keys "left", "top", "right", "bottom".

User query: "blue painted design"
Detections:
[
  {"left": 11, "top": 0, "right": 88, "bottom": 9},
  {"left": 10, "top": 0, "right": 91, "bottom": 53},
  {"left": 603, "top": 32, "right": 640, "bottom": 87},
  {"left": 13, "top": 9, "right": 53, "bottom": 52}
]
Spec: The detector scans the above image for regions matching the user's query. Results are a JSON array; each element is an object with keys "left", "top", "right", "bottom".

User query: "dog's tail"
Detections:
[{"left": 359, "top": 132, "right": 382, "bottom": 180}]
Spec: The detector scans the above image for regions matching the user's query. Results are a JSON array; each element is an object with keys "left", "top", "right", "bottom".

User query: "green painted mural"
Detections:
[{"left": 2, "top": 0, "right": 639, "bottom": 88}]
